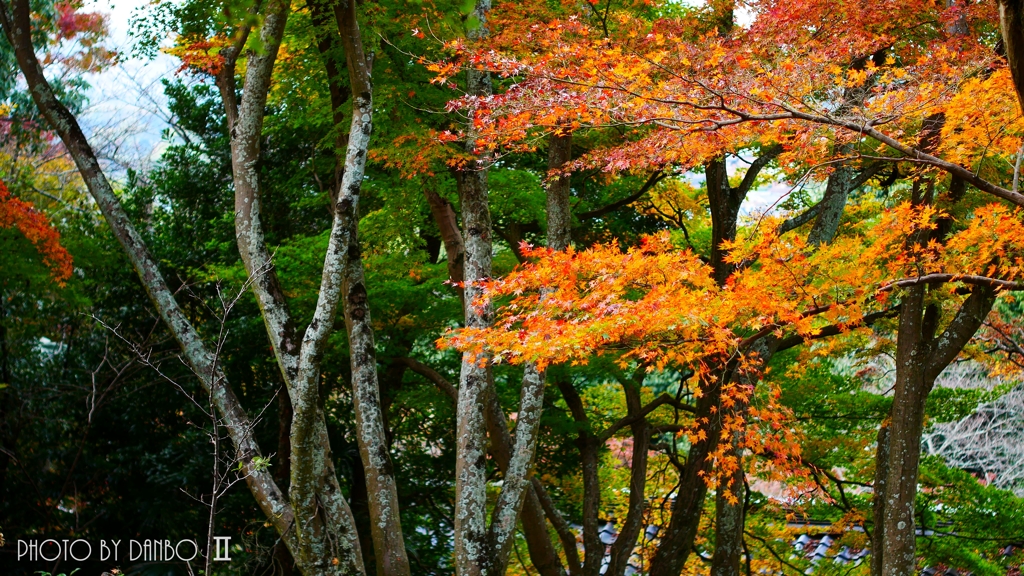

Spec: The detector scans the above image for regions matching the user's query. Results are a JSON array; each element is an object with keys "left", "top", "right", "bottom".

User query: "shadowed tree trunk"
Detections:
[
  {"left": 710, "top": 442, "right": 745, "bottom": 576},
  {"left": 557, "top": 378, "right": 602, "bottom": 576},
  {"left": 999, "top": 0, "right": 1024, "bottom": 112},
  {"left": 605, "top": 376, "right": 651, "bottom": 576},
  {"left": 452, "top": 0, "right": 497, "bottom": 572},
  {"left": 320, "top": 3, "right": 410, "bottom": 573},
  {"left": 423, "top": 203, "right": 572, "bottom": 576},
  {"left": 453, "top": 5, "right": 582, "bottom": 574},
  {"left": 489, "top": 130, "right": 575, "bottom": 576},
  {"left": 878, "top": 285, "right": 994, "bottom": 576},
  {"left": 871, "top": 424, "right": 889, "bottom": 576}
]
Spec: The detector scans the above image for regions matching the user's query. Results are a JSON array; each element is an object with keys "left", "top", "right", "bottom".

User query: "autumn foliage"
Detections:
[{"left": 0, "top": 180, "right": 73, "bottom": 284}]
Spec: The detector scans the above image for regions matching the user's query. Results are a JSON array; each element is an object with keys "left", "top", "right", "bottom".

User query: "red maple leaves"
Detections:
[{"left": 0, "top": 180, "right": 73, "bottom": 285}]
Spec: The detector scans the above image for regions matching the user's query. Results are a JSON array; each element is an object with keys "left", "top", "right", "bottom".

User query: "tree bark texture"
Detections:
[
  {"left": 879, "top": 285, "right": 994, "bottom": 576},
  {"left": 327, "top": 2, "right": 411, "bottom": 574},
  {"left": 807, "top": 162, "right": 852, "bottom": 246},
  {"left": 486, "top": 130, "right": 577, "bottom": 575},
  {"left": 648, "top": 376, "right": 726, "bottom": 576},
  {"left": 399, "top": 358, "right": 571, "bottom": 576},
  {"left": 710, "top": 447, "right": 745, "bottom": 576},
  {"left": 217, "top": 0, "right": 370, "bottom": 571},
  {"left": 545, "top": 133, "right": 573, "bottom": 251},
  {"left": 424, "top": 189, "right": 466, "bottom": 297},
  {"left": 870, "top": 424, "right": 889, "bottom": 576},
  {"left": 420, "top": 177, "right": 568, "bottom": 575},
  {"left": 454, "top": 5, "right": 496, "bottom": 565},
  {"left": 228, "top": 0, "right": 301, "bottom": 386}
]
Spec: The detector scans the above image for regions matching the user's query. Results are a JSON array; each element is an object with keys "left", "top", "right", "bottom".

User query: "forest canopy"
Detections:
[{"left": 1, "top": 0, "right": 1024, "bottom": 575}]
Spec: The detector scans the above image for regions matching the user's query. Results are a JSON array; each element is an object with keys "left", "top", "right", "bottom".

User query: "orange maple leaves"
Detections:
[
  {"left": 164, "top": 35, "right": 232, "bottom": 76},
  {"left": 0, "top": 180, "right": 73, "bottom": 285},
  {"left": 443, "top": 199, "right": 1024, "bottom": 383}
]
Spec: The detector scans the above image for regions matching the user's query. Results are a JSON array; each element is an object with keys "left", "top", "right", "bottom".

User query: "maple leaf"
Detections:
[{"left": 0, "top": 180, "right": 73, "bottom": 285}]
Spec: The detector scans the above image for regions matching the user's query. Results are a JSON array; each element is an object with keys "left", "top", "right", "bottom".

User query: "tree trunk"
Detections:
[
  {"left": 807, "top": 163, "right": 852, "bottom": 246},
  {"left": 706, "top": 157, "right": 739, "bottom": 286},
  {"left": 605, "top": 380, "right": 650, "bottom": 576},
  {"left": 487, "top": 130, "right": 576, "bottom": 575},
  {"left": 879, "top": 285, "right": 994, "bottom": 576},
  {"left": 424, "top": 189, "right": 466, "bottom": 297},
  {"left": 650, "top": 145, "right": 779, "bottom": 576},
  {"left": 999, "top": 0, "right": 1024, "bottom": 112},
  {"left": 880, "top": 285, "right": 931, "bottom": 576},
  {"left": 870, "top": 424, "right": 889, "bottom": 576},
  {"left": 710, "top": 430, "right": 745, "bottom": 576},
  {"left": 454, "top": 166, "right": 493, "bottom": 576},
  {"left": 532, "top": 477, "right": 583, "bottom": 576},
  {"left": 423, "top": 146, "right": 567, "bottom": 575},
  {"left": 648, "top": 374, "right": 726, "bottom": 576},
  {"left": 545, "top": 133, "right": 573, "bottom": 251},
  {"left": 558, "top": 380, "right": 603, "bottom": 576},
  {"left": 328, "top": 3, "right": 410, "bottom": 573}
]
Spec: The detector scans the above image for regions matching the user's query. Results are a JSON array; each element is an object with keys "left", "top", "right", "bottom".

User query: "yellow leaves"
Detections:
[
  {"left": 163, "top": 34, "right": 231, "bottom": 76},
  {"left": 638, "top": 178, "right": 707, "bottom": 228},
  {"left": 940, "top": 68, "right": 1024, "bottom": 169}
]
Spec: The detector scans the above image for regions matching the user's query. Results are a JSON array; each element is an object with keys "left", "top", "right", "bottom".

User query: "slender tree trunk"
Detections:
[
  {"left": 880, "top": 285, "right": 930, "bottom": 576},
  {"left": 605, "top": 380, "right": 650, "bottom": 576},
  {"left": 650, "top": 145, "right": 779, "bottom": 576},
  {"left": 710, "top": 440, "right": 745, "bottom": 576},
  {"left": 454, "top": 58, "right": 495, "bottom": 574},
  {"left": 545, "top": 133, "right": 573, "bottom": 250},
  {"left": 807, "top": 162, "right": 852, "bottom": 246},
  {"left": 328, "top": 4, "right": 410, "bottom": 573},
  {"left": 450, "top": 0, "right": 564, "bottom": 572},
  {"left": 487, "top": 130, "right": 576, "bottom": 576},
  {"left": 532, "top": 477, "right": 583, "bottom": 576},
  {"left": 454, "top": 169, "right": 493, "bottom": 576},
  {"left": 649, "top": 376, "right": 726, "bottom": 576},
  {"left": 706, "top": 157, "right": 739, "bottom": 286},
  {"left": 870, "top": 424, "right": 889, "bottom": 576},
  {"left": 424, "top": 144, "right": 568, "bottom": 576},
  {"left": 397, "top": 358, "right": 572, "bottom": 576},
  {"left": 424, "top": 189, "right": 466, "bottom": 296},
  {"left": 274, "top": 391, "right": 297, "bottom": 576},
  {"left": 558, "top": 380, "right": 603, "bottom": 576}
]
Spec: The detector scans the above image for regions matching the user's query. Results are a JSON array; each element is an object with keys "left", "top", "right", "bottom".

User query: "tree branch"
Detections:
[
  {"left": 598, "top": 393, "right": 695, "bottom": 443},
  {"left": 579, "top": 169, "right": 666, "bottom": 220}
]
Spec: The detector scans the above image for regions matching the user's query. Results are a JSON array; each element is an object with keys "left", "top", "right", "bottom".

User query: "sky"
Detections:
[{"left": 79, "top": 0, "right": 178, "bottom": 177}]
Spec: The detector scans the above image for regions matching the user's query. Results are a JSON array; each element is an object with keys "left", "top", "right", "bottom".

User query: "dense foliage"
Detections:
[{"left": 1, "top": 0, "right": 1024, "bottom": 575}]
